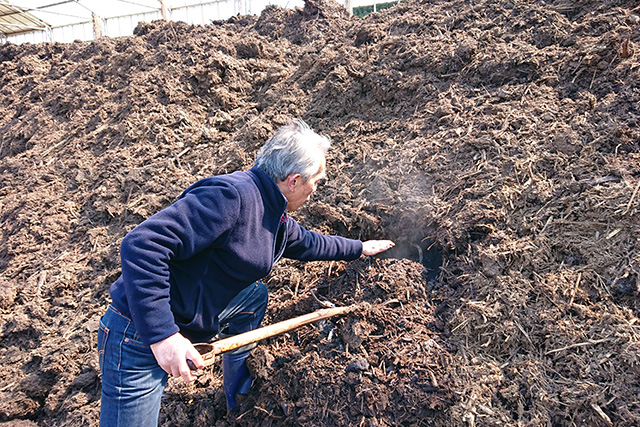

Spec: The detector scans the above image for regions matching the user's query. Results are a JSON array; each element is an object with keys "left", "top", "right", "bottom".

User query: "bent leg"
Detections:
[
  {"left": 218, "top": 281, "right": 269, "bottom": 336},
  {"left": 217, "top": 282, "right": 269, "bottom": 410}
]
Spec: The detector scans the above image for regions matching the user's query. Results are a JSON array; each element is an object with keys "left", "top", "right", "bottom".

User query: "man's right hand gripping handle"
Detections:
[{"left": 150, "top": 332, "right": 205, "bottom": 382}]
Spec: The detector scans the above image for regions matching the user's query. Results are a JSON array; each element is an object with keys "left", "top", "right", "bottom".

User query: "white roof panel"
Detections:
[{"left": 0, "top": 0, "right": 173, "bottom": 37}]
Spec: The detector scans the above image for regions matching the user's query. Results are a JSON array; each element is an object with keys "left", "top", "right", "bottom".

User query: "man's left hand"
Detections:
[{"left": 362, "top": 240, "right": 395, "bottom": 256}]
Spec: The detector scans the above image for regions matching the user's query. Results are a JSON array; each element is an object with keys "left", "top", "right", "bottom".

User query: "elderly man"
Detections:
[{"left": 98, "top": 119, "right": 394, "bottom": 426}]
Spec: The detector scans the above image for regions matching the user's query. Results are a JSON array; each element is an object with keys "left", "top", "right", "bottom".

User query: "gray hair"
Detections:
[{"left": 255, "top": 119, "right": 330, "bottom": 182}]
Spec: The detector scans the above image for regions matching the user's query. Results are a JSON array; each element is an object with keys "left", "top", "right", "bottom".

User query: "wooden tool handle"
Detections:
[{"left": 192, "top": 305, "right": 356, "bottom": 367}]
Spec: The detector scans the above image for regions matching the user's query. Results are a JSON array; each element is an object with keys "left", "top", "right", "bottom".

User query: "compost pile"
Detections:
[{"left": 1, "top": 0, "right": 639, "bottom": 425}]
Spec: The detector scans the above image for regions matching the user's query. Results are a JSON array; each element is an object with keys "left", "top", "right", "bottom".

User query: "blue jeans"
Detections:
[{"left": 98, "top": 281, "right": 268, "bottom": 426}]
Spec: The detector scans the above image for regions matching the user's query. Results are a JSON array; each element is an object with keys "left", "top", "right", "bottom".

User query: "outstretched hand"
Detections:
[
  {"left": 150, "top": 332, "right": 204, "bottom": 382},
  {"left": 362, "top": 240, "right": 395, "bottom": 256}
]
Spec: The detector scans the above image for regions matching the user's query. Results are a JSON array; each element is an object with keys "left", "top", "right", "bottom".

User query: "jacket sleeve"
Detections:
[
  {"left": 119, "top": 181, "right": 241, "bottom": 346},
  {"left": 283, "top": 217, "right": 363, "bottom": 261}
]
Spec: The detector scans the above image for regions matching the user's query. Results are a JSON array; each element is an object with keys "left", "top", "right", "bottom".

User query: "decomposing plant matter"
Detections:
[{"left": 0, "top": 0, "right": 639, "bottom": 425}]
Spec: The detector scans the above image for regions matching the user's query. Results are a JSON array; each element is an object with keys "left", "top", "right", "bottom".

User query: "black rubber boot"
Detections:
[{"left": 222, "top": 349, "right": 253, "bottom": 411}]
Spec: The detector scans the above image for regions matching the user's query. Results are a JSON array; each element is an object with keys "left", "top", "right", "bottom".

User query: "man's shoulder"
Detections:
[{"left": 181, "top": 170, "right": 257, "bottom": 197}]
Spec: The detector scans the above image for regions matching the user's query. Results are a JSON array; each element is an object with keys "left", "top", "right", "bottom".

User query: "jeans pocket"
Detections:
[{"left": 98, "top": 316, "right": 110, "bottom": 374}]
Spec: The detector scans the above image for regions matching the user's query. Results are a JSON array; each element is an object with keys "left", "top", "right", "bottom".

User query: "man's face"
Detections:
[{"left": 285, "top": 162, "right": 326, "bottom": 211}]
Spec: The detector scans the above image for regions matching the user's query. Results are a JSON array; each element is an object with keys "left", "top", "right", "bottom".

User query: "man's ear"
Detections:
[{"left": 285, "top": 173, "right": 302, "bottom": 192}]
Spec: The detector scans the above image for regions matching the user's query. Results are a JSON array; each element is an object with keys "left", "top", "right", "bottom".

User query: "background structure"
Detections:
[{"left": 0, "top": 0, "right": 393, "bottom": 44}]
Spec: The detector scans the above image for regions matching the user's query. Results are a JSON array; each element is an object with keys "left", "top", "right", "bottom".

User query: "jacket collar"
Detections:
[{"left": 249, "top": 166, "right": 288, "bottom": 215}]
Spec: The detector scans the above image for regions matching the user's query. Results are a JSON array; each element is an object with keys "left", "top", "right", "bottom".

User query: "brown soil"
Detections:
[{"left": 1, "top": 0, "right": 640, "bottom": 425}]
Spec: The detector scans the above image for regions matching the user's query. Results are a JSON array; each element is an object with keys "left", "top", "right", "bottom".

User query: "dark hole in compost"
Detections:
[{"left": 379, "top": 239, "right": 443, "bottom": 282}]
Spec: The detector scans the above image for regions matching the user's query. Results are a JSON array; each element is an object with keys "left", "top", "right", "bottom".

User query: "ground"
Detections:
[{"left": 0, "top": 0, "right": 639, "bottom": 425}]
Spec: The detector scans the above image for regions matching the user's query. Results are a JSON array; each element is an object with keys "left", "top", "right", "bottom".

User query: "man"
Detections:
[{"left": 97, "top": 119, "right": 394, "bottom": 426}]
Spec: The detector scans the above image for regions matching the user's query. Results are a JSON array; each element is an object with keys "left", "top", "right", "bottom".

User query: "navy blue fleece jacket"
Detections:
[{"left": 109, "top": 166, "right": 363, "bottom": 345}]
